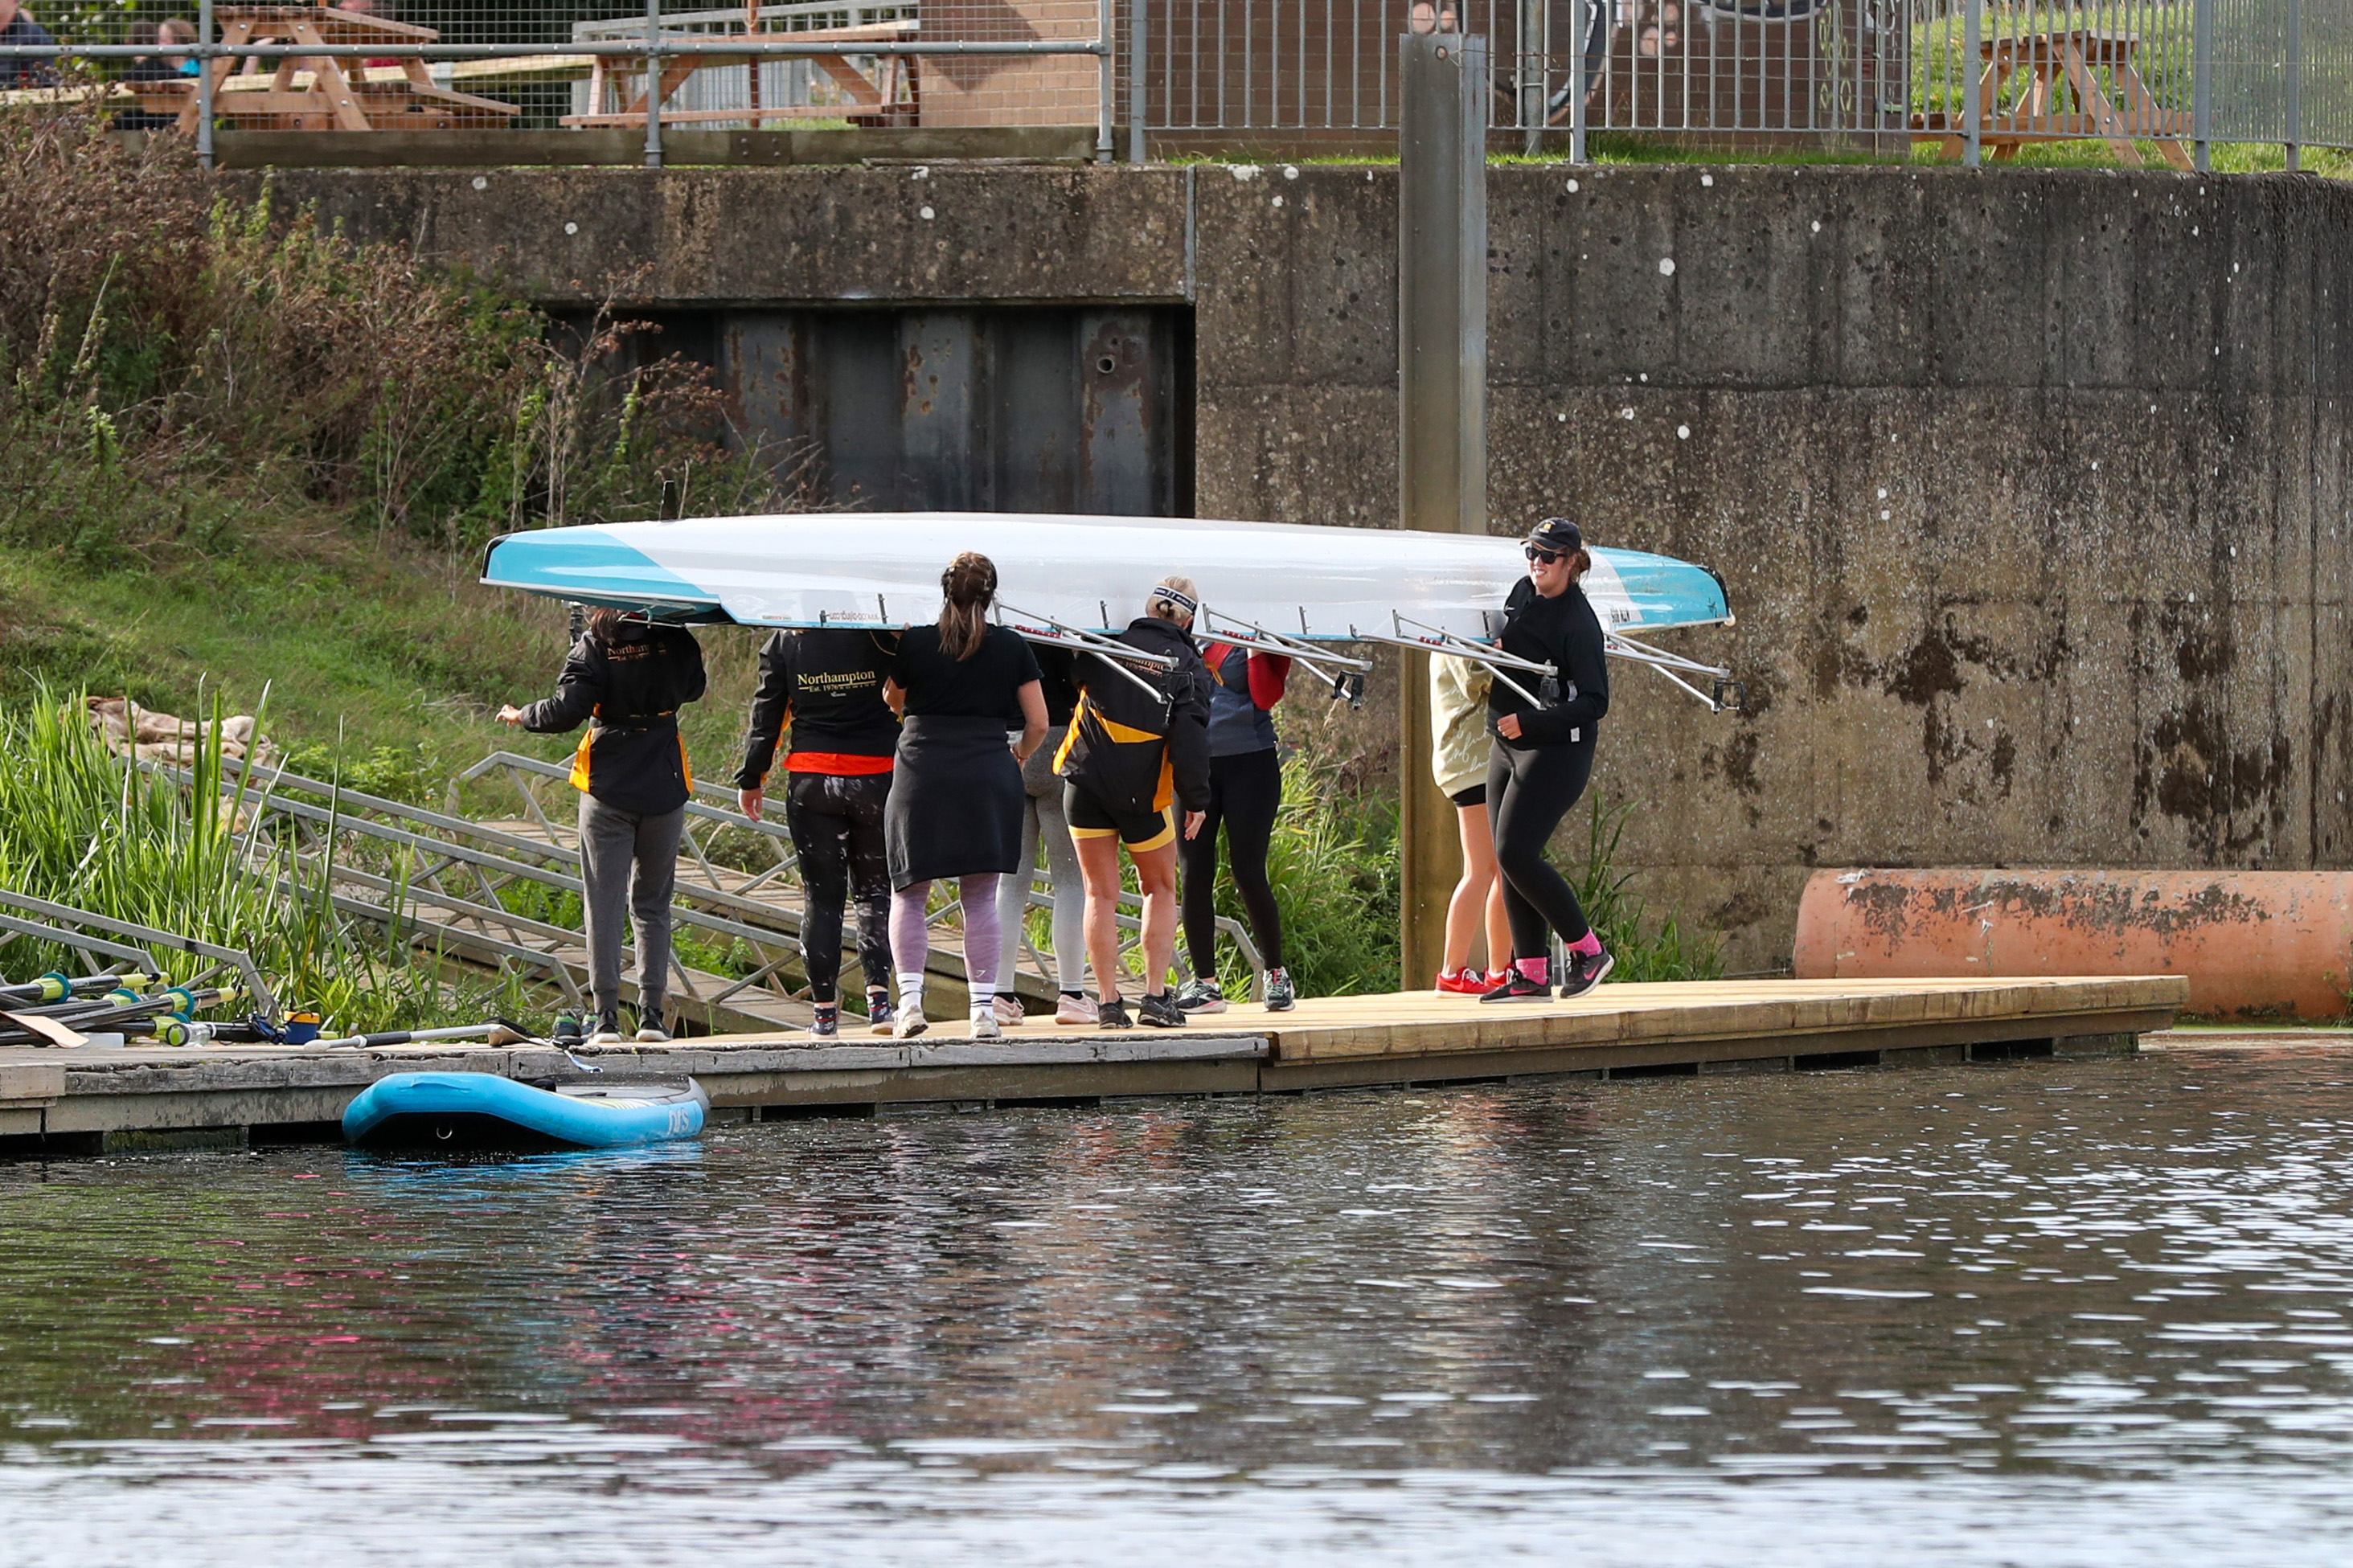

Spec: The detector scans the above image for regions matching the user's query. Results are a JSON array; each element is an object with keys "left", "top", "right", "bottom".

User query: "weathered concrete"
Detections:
[{"left": 249, "top": 162, "right": 2353, "bottom": 970}]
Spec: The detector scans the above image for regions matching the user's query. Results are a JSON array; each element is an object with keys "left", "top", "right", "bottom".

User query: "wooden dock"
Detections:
[{"left": 0, "top": 976, "right": 2186, "bottom": 1155}]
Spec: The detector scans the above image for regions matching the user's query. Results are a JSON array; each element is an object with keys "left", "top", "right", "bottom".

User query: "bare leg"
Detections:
[
  {"left": 1131, "top": 840, "right": 1179, "bottom": 998},
  {"left": 1443, "top": 801, "right": 1501, "bottom": 974},
  {"left": 1484, "top": 878, "right": 1512, "bottom": 976},
  {"left": 1075, "top": 833, "right": 1126, "bottom": 1004}
]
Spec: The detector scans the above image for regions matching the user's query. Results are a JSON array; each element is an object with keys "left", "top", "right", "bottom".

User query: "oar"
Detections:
[
  {"left": 0, "top": 972, "right": 151, "bottom": 1005},
  {"left": 0, "top": 985, "right": 240, "bottom": 1048},
  {"left": 300, "top": 1018, "right": 539, "bottom": 1052}
]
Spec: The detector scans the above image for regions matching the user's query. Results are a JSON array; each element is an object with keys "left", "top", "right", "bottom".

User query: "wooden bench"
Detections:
[
  {"left": 1913, "top": 29, "right": 2191, "bottom": 170},
  {"left": 129, "top": 4, "right": 516, "bottom": 132},
  {"left": 559, "top": 19, "right": 918, "bottom": 129}
]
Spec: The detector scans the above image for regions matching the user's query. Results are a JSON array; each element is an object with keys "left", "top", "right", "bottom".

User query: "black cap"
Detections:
[{"left": 1527, "top": 517, "right": 1582, "bottom": 553}]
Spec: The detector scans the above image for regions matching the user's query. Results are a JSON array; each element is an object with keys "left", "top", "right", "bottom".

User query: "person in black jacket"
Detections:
[
  {"left": 736, "top": 627, "right": 901, "bottom": 1040},
  {"left": 1056, "top": 575, "right": 1212, "bottom": 1029},
  {"left": 1482, "top": 518, "right": 1615, "bottom": 1002},
  {"left": 499, "top": 608, "right": 707, "bottom": 1043}
]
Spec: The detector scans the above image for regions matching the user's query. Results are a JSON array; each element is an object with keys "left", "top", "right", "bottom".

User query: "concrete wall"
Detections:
[{"left": 260, "top": 162, "right": 2353, "bottom": 971}]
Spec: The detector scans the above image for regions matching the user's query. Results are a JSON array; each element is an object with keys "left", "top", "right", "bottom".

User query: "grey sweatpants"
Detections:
[
  {"left": 578, "top": 792, "right": 685, "bottom": 1026},
  {"left": 996, "top": 725, "right": 1086, "bottom": 993}
]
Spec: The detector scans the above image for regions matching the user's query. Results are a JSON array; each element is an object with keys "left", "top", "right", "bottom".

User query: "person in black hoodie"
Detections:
[
  {"left": 1056, "top": 575, "right": 1212, "bottom": 1029},
  {"left": 499, "top": 607, "right": 707, "bottom": 1042},
  {"left": 1482, "top": 517, "right": 1615, "bottom": 1002},
  {"left": 736, "top": 627, "right": 902, "bottom": 1040}
]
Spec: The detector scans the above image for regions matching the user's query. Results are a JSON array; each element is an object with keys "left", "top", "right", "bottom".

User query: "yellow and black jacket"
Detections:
[
  {"left": 522, "top": 620, "right": 707, "bottom": 815},
  {"left": 1055, "top": 616, "right": 1213, "bottom": 817}
]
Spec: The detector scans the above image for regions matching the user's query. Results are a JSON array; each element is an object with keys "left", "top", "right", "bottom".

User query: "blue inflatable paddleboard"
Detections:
[{"left": 342, "top": 1072, "right": 708, "bottom": 1151}]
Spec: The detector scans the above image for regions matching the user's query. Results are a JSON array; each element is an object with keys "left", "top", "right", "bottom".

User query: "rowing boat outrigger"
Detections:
[{"left": 479, "top": 511, "right": 1740, "bottom": 710}]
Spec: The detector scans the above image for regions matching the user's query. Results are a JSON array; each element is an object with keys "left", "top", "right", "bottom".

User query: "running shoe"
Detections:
[
  {"left": 588, "top": 1015, "right": 626, "bottom": 1045},
  {"left": 1480, "top": 971, "right": 1552, "bottom": 1003},
  {"left": 634, "top": 1021, "right": 673, "bottom": 1044},
  {"left": 1434, "top": 968, "right": 1482, "bottom": 996},
  {"left": 969, "top": 1009, "right": 1002, "bottom": 1041},
  {"left": 1263, "top": 968, "right": 1296, "bottom": 1012},
  {"left": 810, "top": 1003, "right": 839, "bottom": 1039},
  {"left": 1174, "top": 977, "right": 1228, "bottom": 1013},
  {"left": 1558, "top": 944, "right": 1616, "bottom": 999},
  {"left": 894, "top": 1008, "right": 928, "bottom": 1040},
  {"left": 1098, "top": 997, "right": 1133, "bottom": 1030},
  {"left": 1056, "top": 993, "right": 1099, "bottom": 1026},
  {"left": 993, "top": 994, "right": 1026, "bottom": 1028},
  {"left": 867, "top": 997, "right": 896, "bottom": 1035},
  {"left": 1138, "top": 992, "right": 1187, "bottom": 1028}
]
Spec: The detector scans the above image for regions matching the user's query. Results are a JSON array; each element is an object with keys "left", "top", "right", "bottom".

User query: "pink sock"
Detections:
[
  {"left": 1569, "top": 930, "right": 1603, "bottom": 957},
  {"left": 1515, "top": 956, "right": 1549, "bottom": 983}
]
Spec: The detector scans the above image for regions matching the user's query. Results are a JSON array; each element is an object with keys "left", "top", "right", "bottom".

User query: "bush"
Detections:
[{"left": 0, "top": 108, "right": 788, "bottom": 564}]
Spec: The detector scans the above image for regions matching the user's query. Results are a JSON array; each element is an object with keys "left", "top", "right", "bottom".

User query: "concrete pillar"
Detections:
[{"left": 1396, "top": 28, "right": 1487, "bottom": 991}]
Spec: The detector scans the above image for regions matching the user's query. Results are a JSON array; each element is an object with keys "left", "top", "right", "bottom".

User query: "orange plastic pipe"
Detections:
[{"left": 1793, "top": 868, "right": 2353, "bottom": 1022}]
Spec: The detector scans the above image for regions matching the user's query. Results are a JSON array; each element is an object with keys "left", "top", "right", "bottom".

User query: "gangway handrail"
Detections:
[{"left": 0, "top": 887, "right": 275, "bottom": 1017}]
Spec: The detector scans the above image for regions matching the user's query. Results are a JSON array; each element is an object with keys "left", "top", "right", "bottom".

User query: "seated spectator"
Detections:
[
  {"left": 0, "top": 0, "right": 60, "bottom": 90},
  {"left": 117, "top": 18, "right": 196, "bottom": 129}
]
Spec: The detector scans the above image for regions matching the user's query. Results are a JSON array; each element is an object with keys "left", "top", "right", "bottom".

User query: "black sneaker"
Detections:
[
  {"left": 1138, "top": 992, "right": 1186, "bottom": 1028},
  {"left": 867, "top": 998, "right": 896, "bottom": 1036},
  {"left": 1174, "top": 977, "right": 1228, "bottom": 1013},
  {"left": 1558, "top": 944, "right": 1615, "bottom": 998},
  {"left": 1262, "top": 968, "right": 1296, "bottom": 1012},
  {"left": 1098, "top": 997, "right": 1133, "bottom": 1030},
  {"left": 810, "top": 1003, "right": 838, "bottom": 1038},
  {"left": 1479, "top": 971, "right": 1552, "bottom": 1003}
]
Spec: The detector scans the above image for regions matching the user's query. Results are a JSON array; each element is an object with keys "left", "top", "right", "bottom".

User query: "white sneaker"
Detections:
[
  {"left": 969, "top": 1009, "right": 1002, "bottom": 1040},
  {"left": 893, "top": 1008, "right": 928, "bottom": 1040},
  {"left": 992, "top": 994, "right": 1025, "bottom": 1027},
  {"left": 1055, "top": 993, "right": 1098, "bottom": 1026}
]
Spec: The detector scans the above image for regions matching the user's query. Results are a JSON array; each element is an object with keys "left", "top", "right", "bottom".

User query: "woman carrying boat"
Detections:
[
  {"left": 1174, "top": 641, "right": 1296, "bottom": 1013},
  {"left": 1431, "top": 653, "right": 1513, "bottom": 994},
  {"left": 498, "top": 608, "right": 707, "bottom": 1043},
  {"left": 991, "top": 645, "right": 1095, "bottom": 1026},
  {"left": 1058, "top": 576, "right": 1212, "bottom": 1030},
  {"left": 735, "top": 627, "right": 902, "bottom": 1039},
  {"left": 1483, "top": 517, "right": 1614, "bottom": 1001},
  {"left": 884, "top": 553, "right": 1048, "bottom": 1041}
]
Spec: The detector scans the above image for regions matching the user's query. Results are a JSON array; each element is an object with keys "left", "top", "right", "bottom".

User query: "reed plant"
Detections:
[{"left": 0, "top": 687, "right": 530, "bottom": 1033}]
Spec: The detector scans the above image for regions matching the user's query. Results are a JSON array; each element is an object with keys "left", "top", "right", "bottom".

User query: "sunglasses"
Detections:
[{"left": 1523, "top": 544, "right": 1568, "bottom": 564}]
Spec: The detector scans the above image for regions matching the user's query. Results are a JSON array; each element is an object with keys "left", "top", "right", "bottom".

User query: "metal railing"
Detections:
[
  {"left": 0, "top": 0, "right": 1112, "bottom": 166},
  {"left": 461, "top": 749, "right": 1265, "bottom": 1001},
  {"left": 1123, "top": 0, "right": 2345, "bottom": 162},
  {"left": 5, "top": 0, "right": 2336, "bottom": 170}
]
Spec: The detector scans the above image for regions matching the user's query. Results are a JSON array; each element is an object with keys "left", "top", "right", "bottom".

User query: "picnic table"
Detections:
[
  {"left": 1912, "top": 29, "right": 2191, "bottom": 170},
  {"left": 559, "top": 19, "right": 917, "bottom": 129},
  {"left": 128, "top": 4, "right": 516, "bottom": 132}
]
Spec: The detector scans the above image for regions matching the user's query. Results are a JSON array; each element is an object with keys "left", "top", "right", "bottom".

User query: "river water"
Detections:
[{"left": 3, "top": 1046, "right": 2352, "bottom": 1565}]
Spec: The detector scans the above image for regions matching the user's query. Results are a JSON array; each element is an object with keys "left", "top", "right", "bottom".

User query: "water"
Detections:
[{"left": 5, "top": 1046, "right": 2353, "bottom": 1565}]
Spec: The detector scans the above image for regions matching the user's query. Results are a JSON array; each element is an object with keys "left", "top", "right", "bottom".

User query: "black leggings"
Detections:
[
  {"left": 1182, "top": 747, "right": 1285, "bottom": 975},
  {"left": 1486, "top": 739, "right": 1596, "bottom": 961},
  {"left": 784, "top": 771, "right": 894, "bottom": 1003}
]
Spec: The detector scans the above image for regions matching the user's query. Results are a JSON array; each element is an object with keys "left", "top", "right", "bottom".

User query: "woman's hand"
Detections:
[
  {"left": 1496, "top": 713, "right": 1523, "bottom": 740},
  {"left": 737, "top": 787, "right": 764, "bottom": 823},
  {"left": 496, "top": 705, "right": 525, "bottom": 727},
  {"left": 1183, "top": 810, "right": 1207, "bottom": 841}
]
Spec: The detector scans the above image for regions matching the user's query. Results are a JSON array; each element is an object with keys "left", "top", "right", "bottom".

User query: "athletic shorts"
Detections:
[
  {"left": 1064, "top": 783, "right": 1176, "bottom": 852},
  {"left": 1449, "top": 784, "right": 1487, "bottom": 809}
]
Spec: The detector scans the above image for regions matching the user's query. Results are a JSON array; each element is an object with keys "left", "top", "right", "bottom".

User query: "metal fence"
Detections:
[
  {"left": 0, "top": 0, "right": 2343, "bottom": 163},
  {"left": 1124, "top": 0, "right": 2347, "bottom": 162}
]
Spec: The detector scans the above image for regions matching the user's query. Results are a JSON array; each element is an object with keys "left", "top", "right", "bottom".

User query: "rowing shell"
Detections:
[{"left": 481, "top": 511, "right": 1739, "bottom": 706}]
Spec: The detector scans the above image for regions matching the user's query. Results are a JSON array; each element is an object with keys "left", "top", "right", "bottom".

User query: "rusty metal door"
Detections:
[{"left": 720, "top": 307, "right": 1191, "bottom": 517}]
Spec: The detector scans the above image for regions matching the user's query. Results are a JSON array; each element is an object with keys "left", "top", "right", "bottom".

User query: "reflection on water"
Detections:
[{"left": 5, "top": 1048, "right": 2353, "bottom": 1563}]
